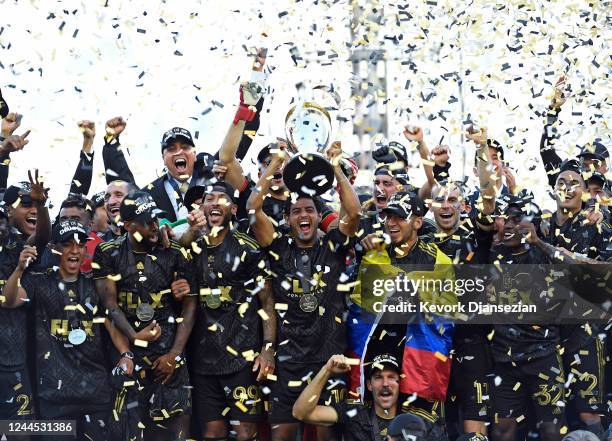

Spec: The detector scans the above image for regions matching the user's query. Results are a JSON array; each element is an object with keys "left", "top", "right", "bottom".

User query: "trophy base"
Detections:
[{"left": 283, "top": 153, "right": 335, "bottom": 196}]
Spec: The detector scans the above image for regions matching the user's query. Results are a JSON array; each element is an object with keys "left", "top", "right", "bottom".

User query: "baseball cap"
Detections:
[
  {"left": 387, "top": 413, "right": 427, "bottom": 441},
  {"left": 487, "top": 139, "right": 504, "bottom": 160},
  {"left": 381, "top": 192, "right": 426, "bottom": 219},
  {"left": 52, "top": 219, "right": 90, "bottom": 243},
  {"left": 368, "top": 353, "right": 401, "bottom": 377},
  {"left": 120, "top": 191, "right": 166, "bottom": 223},
  {"left": 161, "top": 127, "right": 195, "bottom": 152},
  {"left": 577, "top": 140, "right": 609, "bottom": 162},
  {"left": 499, "top": 192, "right": 540, "bottom": 217},
  {"left": 184, "top": 181, "right": 237, "bottom": 210},
  {"left": 558, "top": 158, "right": 582, "bottom": 175},
  {"left": 257, "top": 144, "right": 274, "bottom": 164},
  {"left": 91, "top": 191, "right": 106, "bottom": 208},
  {"left": 3, "top": 182, "right": 33, "bottom": 206},
  {"left": 456, "top": 433, "right": 489, "bottom": 441}
]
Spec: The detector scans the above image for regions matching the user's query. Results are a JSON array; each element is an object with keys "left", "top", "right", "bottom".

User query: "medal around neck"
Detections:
[
  {"left": 136, "top": 302, "right": 155, "bottom": 322},
  {"left": 299, "top": 293, "right": 318, "bottom": 313},
  {"left": 68, "top": 328, "right": 87, "bottom": 346}
]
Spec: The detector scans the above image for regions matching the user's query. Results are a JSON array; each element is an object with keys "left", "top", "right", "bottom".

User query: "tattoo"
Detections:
[{"left": 108, "top": 308, "right": 136, "bottom": 340}]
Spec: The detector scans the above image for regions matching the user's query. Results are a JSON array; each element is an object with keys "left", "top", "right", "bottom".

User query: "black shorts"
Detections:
[
  {"left": 0, "top": 368, "right": 34, "bottom": 419},
  {"left": 267, "top": 362, "right": 347, "bottom": 424},
  {"left": 447, "top": 341, "right": 493, "bottom": 422},
  {"left": 38, "top": 400, "right": 109, "bottom": 441},
  {"left": 563, "top": 337, "right": 607, "bottom": 413},
  {"left": 192, "top": 365, "right": 263, "bottom": 423},
  {"left": 109, "top": 362, "right": 192, "bottom": 440},
  {"left": 492, "top": 353, "right": 565, "bottom": 423}
]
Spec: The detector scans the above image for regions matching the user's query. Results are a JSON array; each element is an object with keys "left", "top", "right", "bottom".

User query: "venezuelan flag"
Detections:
[{"left": 349, "top": 246, "right": 456, "bottom": 401}]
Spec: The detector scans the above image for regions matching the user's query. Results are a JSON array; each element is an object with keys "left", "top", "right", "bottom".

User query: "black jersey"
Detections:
[
  {"left": 489, "top": 247, "right": 561, "bottom": 363},
  {"left": 0, "top": 232, "right": 26, "bottom": 371},
  {"left": 546, "top": 211, "right": 612, "bottom": 261},
  {"left": 546, "top": 211, "right": 612, "bottom": 351},
  {"left": 93, "top": 235, "right": 194, "bottom": 359},
  {"left": 22, "top": 271, "right": 111, "bottom": 409},
  {"left": 267, "top": 229, "right": 355, "bottom": 363},
  {"left": 189, "top": 230, "right": 268, "bottom": 375},
  {"left": 423, "top": 216, "right": 494, "bottom": 265},
  {"left": 332, "top": 400, "right": 393, "bottom": 441}
]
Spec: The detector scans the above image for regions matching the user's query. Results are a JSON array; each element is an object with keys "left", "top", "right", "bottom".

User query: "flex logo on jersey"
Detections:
[
  {"left": 50, "top": 320, "right": 95, "bottom": 338},
  {"left": 118, "top": 291, "right": 167, "bottom": 310}
]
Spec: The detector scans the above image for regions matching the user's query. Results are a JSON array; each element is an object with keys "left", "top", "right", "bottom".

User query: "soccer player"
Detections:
[
  {"left": 247, "top": 141, "right": 360, "bottom": 441},
  {"left": 293, "top": 353, "right": 403, "bottom": 441},
  {"left": 2, "top": 219, "right": 132, "bottom": 440},
  {"left": 186, "top": 181, "right": 276, "bottom": 441},
  {"left": 93, "top": 191, "right": 197, "bottom": 441}
]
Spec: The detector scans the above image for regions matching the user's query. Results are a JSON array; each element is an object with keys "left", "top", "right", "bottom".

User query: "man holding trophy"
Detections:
[{"left": 246, "top": 94, "right": 361, "bottom": 441}]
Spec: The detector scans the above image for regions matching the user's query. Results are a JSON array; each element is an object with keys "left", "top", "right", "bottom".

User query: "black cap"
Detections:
[
  {"left": 184, "top": 181, "right": 237, "bottom": 211},
  {"left": 387, "top": 413, "right": 427, "bottom": 440},
  {"left": 257, "top": 144, "right": 275, "bottom": 164},
  {"left": 194, "top": 152, "right": 215, "bottom": 181},
  {"left": 0, "top": 88, "right": 8, "bottom": 119},
  {"left": 487, "top": 139, "right": 504, "bottom": 160},
  {"left": 381, "top": 192, "right": 426, "bottom": 219},
  {"left": 577, "top": 140, "right": 609, "bottom": 162},
  {"left": 498, "top": 192, "right": 541, "bottom": 222},
  {"left": 120, "top": 191, "right": 166, "bottom": 223},
  {"left": 3, "top": 182, "right": 33, "bottom": 206},
  {"left": 161, "top": 127, "right": 195, "bottom": 152},
  {"left": 368, "top": 353, "right": 401, "bottom": 377},
  {"left": 91, "top": 191, "right": 105, "bottom": 208},
  {"left": 558, "top": 158, "right": 582, "bottom": 175},
  {"left": 52, "top": 219, "right": 89, "bottom": 243},
  {"left": 456, "top": 433, "right": 489, "bottom": 441}
]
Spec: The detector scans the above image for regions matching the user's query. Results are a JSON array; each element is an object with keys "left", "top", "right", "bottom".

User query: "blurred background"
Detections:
[{"left": 0, "top": 0, "right": 609, "bottom": 213}]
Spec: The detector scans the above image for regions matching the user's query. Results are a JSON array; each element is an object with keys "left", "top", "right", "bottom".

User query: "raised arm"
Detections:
[
  {"left": 0, "top": 118, "right": 29, "bottom": 190},
  {"left": 292, "top": 354, "right": 350, "bottom": 425},
  {"left": 0, "top": 112, "right": 22, "bottom": 189},
  {"left": 327, "top": 142, "right": 360, "bottom": 237},
  {"left": 404, "top": 126, "right": 436, "bottom": 200},
  {"left": 246, "top": 147, "right": 284, "bottom": 247},
  {"left": 539, "top": 76, "right": 566, "bottom": 188},
  {"left": 102, "top": 117, "right": 137, "bottom": 185},
  {"left": 69, "top": 120, "right": 96, "bottom": 196},
  {"left": 467, "top": 127, "right": 496, "bottom": 216},
  {"left": 0, "top": 245, "right": 37, "bottom": 308},
  {"left": 25, "top": 169, "right": 51, "bottom": 250}
]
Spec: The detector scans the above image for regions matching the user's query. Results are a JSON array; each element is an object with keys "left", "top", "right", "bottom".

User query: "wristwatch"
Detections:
[{"left": 120, "top": 351, "right": 134, "bottom": 360}]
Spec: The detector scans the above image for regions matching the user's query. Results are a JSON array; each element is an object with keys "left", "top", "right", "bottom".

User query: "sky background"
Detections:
[{"left": 1, "top": 0, "right": 609, "bottom": 214}]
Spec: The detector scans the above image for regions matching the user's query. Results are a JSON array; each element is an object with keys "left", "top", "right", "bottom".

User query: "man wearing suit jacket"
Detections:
[{"left": 142, "top": 127, "right": 198, "bottom": 223}]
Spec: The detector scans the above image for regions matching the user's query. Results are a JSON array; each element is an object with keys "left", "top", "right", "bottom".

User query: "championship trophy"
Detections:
[{"left": 282, "top": 85, "right": 340, "bottom": 195}]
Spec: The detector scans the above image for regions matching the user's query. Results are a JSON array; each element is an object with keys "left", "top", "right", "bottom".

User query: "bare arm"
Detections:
[
  {"left": 95, "top": 278, "right": 138, "bottom": 342},
  {"left": 328, "top": 143, "right": 360, "bottom": 237},
  {"left": 293, "top": 355, "right": 349, "bottom": 425},
  {"left": 218, "top": 120, "right": 249, "bottom": 190},
  {"left": 254, "top": 279, "right": 276, "bottom": 381},
  {"left": 169, "top": 295, "right": 197, "bottom": 355},
  {"left": 469, "top": 127, "right": 496, "bottom": 216},
  {"left": 246, "top": 151, "right": 283, "bottom": 247},
  {"left": 0, "top": 246, "right": 36, "bottom": 308},
  {"left": 404, "top": 126, "right": 435, "bottom": 199},
  {"left": 104, "top": 318, "right": 131, "bottom": 353}
]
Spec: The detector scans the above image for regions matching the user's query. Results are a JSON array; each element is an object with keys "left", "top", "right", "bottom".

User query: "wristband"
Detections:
[
  {"left": 233, "top": 104, "right": 257, "bottom": 125},
  {"left": 120, "top": 351, "right": 134, "bottom": 360}
]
